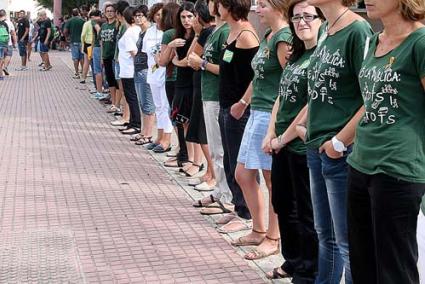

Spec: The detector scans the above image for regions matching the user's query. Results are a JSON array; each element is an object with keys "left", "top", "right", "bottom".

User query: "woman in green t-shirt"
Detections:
[
  {"left": 346, "top": 1, "right": 425, "bottom": 283},
  {"left": 263, "top": 0, "right": 323, "bottom": 280},
  {"left": 301, "top": 0, "right": 373, "bottom": 283},
  {"left": 229, "top": 0, "right": 291, "bottom": 261}
]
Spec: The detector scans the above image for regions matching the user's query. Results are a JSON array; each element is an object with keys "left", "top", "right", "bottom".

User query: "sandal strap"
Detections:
[
  {"left": 265, "top": 235, "right": 280, "bottom": 242},
  {"left": 252, "top": 229, "right": 267, "bottom": 234},
  {"left": 209, "top": 195, "right": 215, "bottom": 204}
]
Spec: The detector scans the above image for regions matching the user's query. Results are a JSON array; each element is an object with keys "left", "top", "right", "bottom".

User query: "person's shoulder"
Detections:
[{"left": 237, "top": 28, "right": 259, "bottom": 48}]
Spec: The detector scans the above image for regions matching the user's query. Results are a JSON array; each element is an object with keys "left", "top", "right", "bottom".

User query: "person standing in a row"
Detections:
[{"left": 16, "top": 10, "right": 30, "bottom": 71}]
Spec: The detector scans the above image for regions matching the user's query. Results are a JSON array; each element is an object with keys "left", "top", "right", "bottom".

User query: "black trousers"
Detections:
[
  {"left": 271, "top": 148, "right": 318, "bottom": 284},
  {"left": 347, "top": 166, "right": 425, "bottom": 284},
  {"left": 120, "top": 78, "right": 141, "bottom": 129},
  {"left": 218, "top": 106, "right": 251, "bottom": 220}
]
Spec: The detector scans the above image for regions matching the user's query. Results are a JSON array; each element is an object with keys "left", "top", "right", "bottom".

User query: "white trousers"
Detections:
[
  {"left": 150, "top": 83, "right": 173, "bottom": 133},
  {"left": 203, "top": 101, "right": 232, "bottom": 204}
]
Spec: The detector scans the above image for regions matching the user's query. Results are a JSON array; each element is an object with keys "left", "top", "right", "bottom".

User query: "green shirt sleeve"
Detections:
[
  {"left": 348, "top": 21, "right": 373, "bottom": 76},
  {"left": 414, "top": 34, "right": 425, "bottom": 79},
  {"left": 161, "top": 29, "right": 175, "bottom": 45}
]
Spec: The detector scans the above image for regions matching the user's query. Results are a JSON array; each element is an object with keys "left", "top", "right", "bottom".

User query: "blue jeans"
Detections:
[
  {"left": 134, "top": 69, "right": 155, "bottom": 115},
  {"left": 18, "top": 41, "right": 27, "bottom": 57},
  {"left": 92, "top": 46, "right": 102, "bottom": 75},
  {"left": 307, "top": 148, "right": 352, "bottom": 284}
]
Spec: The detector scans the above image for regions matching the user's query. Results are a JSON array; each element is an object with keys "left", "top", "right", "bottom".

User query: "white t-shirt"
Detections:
[
  {"left": 118, "top": 25, "right": 141, "bottom": 79},
  {"left": 143, "top": 24, "right": 165, "bottom": 86},
  {"left": 5, "top": 19, "right": 14, "bottom": 46}
]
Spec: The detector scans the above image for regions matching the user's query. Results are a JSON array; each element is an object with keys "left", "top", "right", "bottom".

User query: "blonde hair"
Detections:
[
  {"left": 342, "top": 0, "right": 356, "bottom": 7},
  {"left": 400, "top": 0, "right": 425, "bottom": 21},
  {"left": 267, "top": 0, "right": 290, "bottom": 19}
]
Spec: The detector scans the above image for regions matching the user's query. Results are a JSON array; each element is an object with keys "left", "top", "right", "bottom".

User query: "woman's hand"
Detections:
[
  {"left": 193, "top": 17, "right": 203, "bottom": 35},
  {"left": 319, "top": 140, "right": 343, "bottom": 159},
  {"left": 168, "top": 38, "right": 186, "bottom": 48},
  {"left": 262, "top": 133, "right": 276, "bottom": 155},
  {"left": 230, "top": 101, "right": 247, "bottom": 120},
  {"left": 188, "top": 52, "right": 202, "bottom": 70}
]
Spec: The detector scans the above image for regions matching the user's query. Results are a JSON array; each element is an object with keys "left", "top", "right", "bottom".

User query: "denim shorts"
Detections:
[
  {"left": 5, "top": 45, "right": 13, "bottom": 57},
  {"left": 18, "top": 41, "right": 27, "bottom": 57},
  {"left": 114, "top": 61, "right": 120, "bottom": 80},
  {"left": 70, "top": 42, "right": 83, "bottom": 61},
  {"left": 237, "top": 110, "right": 272, "bottom": 170},
  {"left": 134, "top": 69, "right": 155, "bottom": 115},
  {"left": 38, "top": 41, "right": 49, "bottom": 53},
  {"left": 92, "top": 46, "right": 102, "bottom": 75},
  {"left": 0, "top": 44, "right": 6, "bottom": 58}
]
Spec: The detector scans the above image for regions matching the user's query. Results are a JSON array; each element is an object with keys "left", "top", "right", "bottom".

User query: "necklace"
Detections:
[{"left": 326, "top": 8, "right": 349, "bottom": 35}]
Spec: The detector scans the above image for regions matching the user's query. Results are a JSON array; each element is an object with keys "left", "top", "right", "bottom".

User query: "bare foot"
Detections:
[
  {"left": 231, "top": 230, "right": 266, "bottom": 246},
  {"left": 192, "top": 195, "right": 215, "bottom": 207},
  {"left": 217, "top": 218, "right": 252, "bottom": 234},
  {"left": 216, "top": 212, "right": 236, "bottom": 225}
]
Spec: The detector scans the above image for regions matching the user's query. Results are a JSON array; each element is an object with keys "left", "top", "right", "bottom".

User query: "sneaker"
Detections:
[
  {"left": 80, "top": 80, "right": 86, "bottom": 84},
  {"left": 15, "top": 66, "right": 27, "bottom": 71},
  {"left": 94, "top": 92, "right": 108, "bottom": 100},
  {"left": 107, "top": 105, "right": 119, "bottom": 113},
  {"left": 111, "top": 120, "right": 129, "bottom": 126},
  {"left": 3, "top": 68, "right": 9, "bottom": 76},
  {"left": 72, "top": 73, "right": 80, "bottom": 79},
  {"left": 38, "top": 62, "right": 44, "bottom": 67},
  {"left": 21, "top": 66, "right": 29, "bottom": 71}
]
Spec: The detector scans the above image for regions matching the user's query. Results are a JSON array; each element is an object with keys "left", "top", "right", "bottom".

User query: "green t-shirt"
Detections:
[
  {"left": 201, "top": 24, "right": 229, "bottom": 101},
  {"left": 251, "top": 27, "right": 292, "bottom": 112},
  {"left": 275, "top": 49, "right": 314, "bottom": 154},
  {"left": 91, "top": 20, "right": 100, "bottom": 47},
  {"left": 161, "top": 28, "right": 177, "bottom": 81},
  {"left": 348, "top": 28, "right": 425, "bottom": 183},
  {"left": 100, "top": 21, "right": 117, "bottom": 60},
  {"left": 114, "top": 24, "right": 126, "bottom": 61},
  {"left": 306, "top": 21, "right": 373, "bottom": 148},
  {"left": 64, "top": 16, "right": 85, "bottom": 43}
]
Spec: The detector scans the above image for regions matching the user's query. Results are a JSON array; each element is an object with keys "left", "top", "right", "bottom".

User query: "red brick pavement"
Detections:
[{"left": 0, "top": 52, "right": 268, "bottom": 283}]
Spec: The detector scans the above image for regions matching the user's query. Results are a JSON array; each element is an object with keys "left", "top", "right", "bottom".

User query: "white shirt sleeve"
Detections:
[{"left": 123, "top": 26, "right": 139, "bottom": 53}]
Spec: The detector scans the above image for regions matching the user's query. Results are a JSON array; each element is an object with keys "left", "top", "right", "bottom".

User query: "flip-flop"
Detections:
[
  {"left": 200, "top": 202, "right": 233, "bottom": 215},
  {"left": 215, "top": 213, "right": 237, "bottom": 225},
  {"left": 192, "top": 195, "right": 216, "bottom": 208},
  {"left": 265, "top": 267, "right": 291, "bottom": 279},
  {"left": 152, "top": 144, "right": 172, "bottom": 153},
  {"left": 130, "top": 133, "right": 144, "bottom": 142},
  {"left": 164, "top": 159, "right": 188, "bottom": 168},
  {"left": 135, "top": 136, "right": 152, "bottom": 145}
]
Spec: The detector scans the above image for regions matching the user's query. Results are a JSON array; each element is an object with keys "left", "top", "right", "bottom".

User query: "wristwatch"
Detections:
[
  {"left": 200, "top": 59, "right": 208, "bottom": 70},
  {"left": 331, "top": 136, "right": 347, "bottom": 153}
]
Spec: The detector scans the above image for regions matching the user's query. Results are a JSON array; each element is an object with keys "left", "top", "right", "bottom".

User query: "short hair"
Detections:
[
  {"left": 195, "top": 0, "right": 214, "bottom": 23},
  {"left": 116, "top": 0, "right": 130, "bottom": 15},
  {"left": 80, "top": 5, "right": 90, "bottom": 12},
  {"left": 400, "top": 0, "right": 425, "bottom": 21},
  {"left": 160, "top": 2, "right": 180, "bottom": 31},
  {"left": 19, "top": 10, "right": 26, "bottom": 14},
  {"left": 89, "top": 9, "right": 101, "bottom": 18},
  {"left": 342, "top": 0, "right": 357, "bottom": 6},
  {"left": 137, "top": 5, "right": 149, "bottom": 17},
  {"left": 148, "top": 3, "right": 164, "bottom": 22},
  {"left": 0, "top": 9, "right": 6, "bottom": 17},
  {"left": 72, "top": 8, "right": 80, "bottom": 17},
  {"left": 123, "top": 6, "right": 136, "bottom": 24},
  {"left": 217, "top": 0, "right": 250, "bottom": 21},
  {"left": 105, "top": 4, "right": 116, "bottom": 12}
]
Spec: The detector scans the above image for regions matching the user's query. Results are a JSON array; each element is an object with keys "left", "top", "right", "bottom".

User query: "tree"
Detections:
[{"left": 36, "top": 0, "right": 99, "bottom": 15}]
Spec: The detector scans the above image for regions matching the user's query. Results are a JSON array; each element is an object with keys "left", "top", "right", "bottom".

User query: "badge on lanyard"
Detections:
[{"left": 223, "top": 49, "right": 234, "bottom": 63}]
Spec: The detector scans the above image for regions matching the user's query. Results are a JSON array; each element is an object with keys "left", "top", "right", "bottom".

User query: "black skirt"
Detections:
[
  {"left": 186, "top": 71, "right": 208, "bottom": 144},
  {"left": 171, "top": 85, "right": 193, "bottom": 125}
]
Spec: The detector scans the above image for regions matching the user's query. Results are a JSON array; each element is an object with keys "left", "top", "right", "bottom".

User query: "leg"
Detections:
[
  {"left": 307, "top": 149, "right": 343, "bottom": 284},
  {"left": 321, "top": 152, "right": 351, "bottom": 284}
]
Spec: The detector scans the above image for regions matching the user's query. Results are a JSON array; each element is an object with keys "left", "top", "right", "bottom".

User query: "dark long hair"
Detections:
[
  {"left": 174, "top": 1, "right": 195, "bottom": 39},
  {"left": 288, "top": 0, "right": 324, "bottom": 62},
  {"left": 159, "top": 2, "right": 180, "bottom": 31},
  {"left": 195, "top": 0, "right": 214, "bottom": 24}
]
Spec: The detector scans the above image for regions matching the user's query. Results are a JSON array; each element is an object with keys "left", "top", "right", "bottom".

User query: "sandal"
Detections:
[
  {"left": 135, "top": 136, "right": 153, "bottom": 145},
  {"left": 192, "top": 195, "right": 215, "bottom": 207},
  {"left": 184, "top": 163, "right": 205, "bottom": 177},
  {"left": 179, "top": 161, "right": 193, "bottom": 173},
  {"left": 244, "top": 236, "right": 280, "bottom": 260},
  {"left": 230, "top": 229, "right": 266, "bottom": 246},
  {"left": 164, "top": 159, "right": 189, "bottom": 168},
  {"left": 265, "top": 267, "right": 291, "bottom": 280},
  {"left": 200, "top": 201, "right": 233, "bottom": 215},
  {"left": 130, "top": 133, "right": 144, "bottom": 142},
  {"left": 217, "top": 218, "right": 252, "bottom": 234}
]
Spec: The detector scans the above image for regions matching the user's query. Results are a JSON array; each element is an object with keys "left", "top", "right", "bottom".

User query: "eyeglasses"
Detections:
[
  {"left": 291, "top": 14, "right": 319, "bottom": 23},
  {"left": 134, "top": 14, "right": 145, "bottom": 18}
]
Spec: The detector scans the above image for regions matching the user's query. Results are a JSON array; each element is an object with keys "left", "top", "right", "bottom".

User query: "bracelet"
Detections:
[
  {"left": 240, "top": 98, "right": 249, "bottom": 106},
  {"left": 201, "top": 59, "right": 208, "bottom": 70},
  {"left": 278, "top": 135, "right": 286, "bottom": 147}
]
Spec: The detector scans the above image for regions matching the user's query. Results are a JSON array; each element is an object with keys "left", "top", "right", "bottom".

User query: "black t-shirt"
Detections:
[
  {"left": 197, "top": 26, "right": 214, "bottom": 47},
  {"left": 38, "top": 19, "right": 52, "bottom": 42},
  {"left": 219, "top": 35, "right": 258, "bottom": 108},
  {"left": 175, "top": 35, "right": 195, "bottom": 88},
  {"left": 134, "top": 31, "right": 148, "bottom": 72},
  {"left": 17, "top": 18, "right": 30, "bottom": 41}
]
